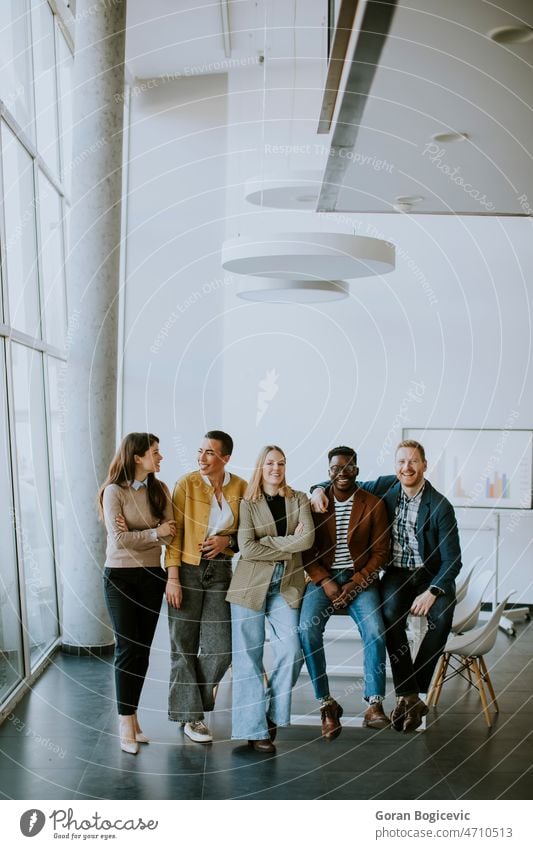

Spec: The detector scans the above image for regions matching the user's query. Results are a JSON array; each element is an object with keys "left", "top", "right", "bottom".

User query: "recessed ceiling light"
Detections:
[
  {"left": 431, "top": 132, "right": 469, "bottom": 143},
  {"left": 488, "top": 25, "right": 533, "bottom": 44},
  {"left": 394, "top": 195, "right": 424, "bottom": 205}
]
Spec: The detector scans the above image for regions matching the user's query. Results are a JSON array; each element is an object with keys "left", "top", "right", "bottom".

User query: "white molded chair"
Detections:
[
  {"left": 428, "top": 594, "right": 513, "bottom": 727},
  {"left": 455, "top": 555, "right": 483, "bottom": 604},
  {"left": 451, "top": 569, "right": 494, "bottom": 634}
]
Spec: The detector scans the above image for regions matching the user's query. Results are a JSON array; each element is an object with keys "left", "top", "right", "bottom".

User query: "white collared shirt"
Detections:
[
  {"left": 131, "top": 479, "right": 148, "bottom": 490},
  {"left": 201, "top": 471, "right": 234, "bottom": 537}
]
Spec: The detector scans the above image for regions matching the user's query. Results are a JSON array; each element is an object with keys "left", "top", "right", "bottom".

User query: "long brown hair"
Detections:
[
  {"left": 244, "top": 445, "right": 295, "bottom": 502},
  {"left": 98, "top": 432, "right": 167, "bottom": 520}
]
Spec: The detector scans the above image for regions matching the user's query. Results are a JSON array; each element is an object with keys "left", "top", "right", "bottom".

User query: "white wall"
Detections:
[{"left": 122, "top": 74, "right": 229, "bottom": 475}]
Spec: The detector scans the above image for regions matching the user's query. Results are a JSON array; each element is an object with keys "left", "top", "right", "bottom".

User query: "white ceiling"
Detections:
[
  {"left": 326, "top": 0, "right": 533, "bottom": 215},
  {"left": 125, "top": 0, "right": 533, "bottom": 216}
]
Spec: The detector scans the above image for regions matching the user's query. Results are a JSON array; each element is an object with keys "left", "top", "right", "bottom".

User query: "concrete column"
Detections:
[{"left": 61, "top": 0, "right": 127, "bottom": 651}]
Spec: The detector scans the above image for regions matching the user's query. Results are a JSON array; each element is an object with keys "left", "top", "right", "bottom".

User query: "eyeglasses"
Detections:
[{"left": 329, "top": 464, "right": 357, "bottom": 474}]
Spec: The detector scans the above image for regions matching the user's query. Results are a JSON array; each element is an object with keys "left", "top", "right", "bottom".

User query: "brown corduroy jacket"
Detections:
[{"left": 303, "top": 485, "right": 391, "bottom": 588}]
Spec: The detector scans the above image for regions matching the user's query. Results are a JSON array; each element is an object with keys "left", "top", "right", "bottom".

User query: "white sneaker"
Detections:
[{"left": 183, "top": 720, "right": 212, "bottom": 743}]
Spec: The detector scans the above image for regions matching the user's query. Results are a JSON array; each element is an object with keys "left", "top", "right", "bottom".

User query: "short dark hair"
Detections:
[
  {"left": 328, "top": 445, "right": 357, "bottom": 465},
  {"left": 205, "top": 430, "right": 233, "bottom": 456}
]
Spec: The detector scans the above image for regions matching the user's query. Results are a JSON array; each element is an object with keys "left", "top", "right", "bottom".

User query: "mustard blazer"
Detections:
[{"left": 226, "top": 490, "right": 315, "bottom": 611}]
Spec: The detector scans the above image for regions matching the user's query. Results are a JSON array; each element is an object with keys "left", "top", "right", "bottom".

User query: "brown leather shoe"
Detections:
[
  {"left": 248, "top": 738, "right": 276, "bottom": 753},
  {"left": 320, "top": 700, "right": 343, "bottom": 740},
  {"left": 390, "top": 697, "right": 408, "bottom": 732},
  {"left": 363, "top": 702, "right": 390, "bottom": 729},
  {"left": 266, "top": 716, "right": 277, "bottom": 742},
  {"left": 402, "top": 695, "right": 429, "bottom": 732}
]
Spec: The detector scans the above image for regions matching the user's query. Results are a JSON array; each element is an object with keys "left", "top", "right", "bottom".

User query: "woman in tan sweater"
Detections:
[{"left": 99, "top": 432, "right": 175, "bottom": 754}]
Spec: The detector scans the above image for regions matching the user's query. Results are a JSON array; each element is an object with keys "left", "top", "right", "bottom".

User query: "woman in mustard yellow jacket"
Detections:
[{"left": 165, "top": 430, "right": 247, "bottom": 744}]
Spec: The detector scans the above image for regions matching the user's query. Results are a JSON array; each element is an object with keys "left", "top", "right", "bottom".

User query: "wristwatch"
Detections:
[
  {"left": 227, "top": 535, "right": 237, "bottom": 551},
  {"left": 429, "top": 586, "right": 444, "bottom": 597}
]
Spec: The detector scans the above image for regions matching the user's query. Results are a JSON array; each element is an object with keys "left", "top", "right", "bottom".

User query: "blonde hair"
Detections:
[{"left": 244, "top": 445, "right": 295, "bottom": 502}]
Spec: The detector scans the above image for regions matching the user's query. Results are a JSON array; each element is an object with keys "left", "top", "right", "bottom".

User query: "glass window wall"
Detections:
[
  {"left": 0, "top": 342, "right": 24, "bottom": 702},
  {"left": 11, "top": 343, "right": 59, "bottom": 666},
  {"left": 1, "top": 121, "right": 41, "bottom": 338}
]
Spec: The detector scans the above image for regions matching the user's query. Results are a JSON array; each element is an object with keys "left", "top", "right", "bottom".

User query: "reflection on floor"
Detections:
[{"left": 0, "top": 613, "right": 531, "bottom": 800}]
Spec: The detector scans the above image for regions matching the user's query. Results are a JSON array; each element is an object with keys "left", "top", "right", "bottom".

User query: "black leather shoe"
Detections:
[{"left": 248, "top": 738, "right": 276, "bottom": 753}]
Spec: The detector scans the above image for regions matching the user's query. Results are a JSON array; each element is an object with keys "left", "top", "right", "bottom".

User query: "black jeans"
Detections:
[
  {"left": 103, "top": 566, "right": 166, "bottom": 715},
  {"left": 380, "top": 567, "right": 456, "bottom": 695}
]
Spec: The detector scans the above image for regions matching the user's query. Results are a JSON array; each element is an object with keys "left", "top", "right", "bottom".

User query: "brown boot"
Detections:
[
  {"left": 320, "top": 699, "right": 343, "bottom": 740},
  {"left": 248, "top": 738, "right": 276, "bottom": 753},
  {"left": 390, "top": 697, "right": 408, "bottom": 732},
  {"left": 363, "top": 701, "right": 390, "bottom": 729},
  {"left": 402, "top": 695, "right": 429, "bottom": 732}
]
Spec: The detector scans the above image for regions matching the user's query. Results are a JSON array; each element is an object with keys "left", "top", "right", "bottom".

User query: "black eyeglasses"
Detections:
[{"left": 329, "top": 464, "right": 357, "bottom": 474}]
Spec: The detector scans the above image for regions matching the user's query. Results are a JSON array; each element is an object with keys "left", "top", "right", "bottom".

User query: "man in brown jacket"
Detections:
[{"left": 299, "top": 446, "right": 391, "bottom": 739}]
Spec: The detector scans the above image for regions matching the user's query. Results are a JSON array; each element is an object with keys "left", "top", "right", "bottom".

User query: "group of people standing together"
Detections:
[{"left": 98, "top": 429, "right": 462, "bottom": 755}]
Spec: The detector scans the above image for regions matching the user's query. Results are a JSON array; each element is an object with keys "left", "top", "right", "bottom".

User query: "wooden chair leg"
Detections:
[
  {"left": 428, "top": 654, "right": 445, "bottom": 705},
  {"left": 471, "top": 656, "right": 492, "bottom": 727},
  {"left": 479, "top": 656, "right": 499, "bottom": 712},
  {"left": 432, "top": 653, "right": 450, "bottom": 707}
]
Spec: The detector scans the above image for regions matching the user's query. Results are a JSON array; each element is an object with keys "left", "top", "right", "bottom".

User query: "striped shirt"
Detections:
[
  {"left": 332, "top": 494, "right": 354, "bottom": 569},
  {"left": 391, "top": 485, "right": 425, "bottom": 569}
]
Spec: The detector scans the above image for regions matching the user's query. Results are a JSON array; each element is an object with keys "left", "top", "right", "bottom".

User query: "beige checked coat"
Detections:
[{"left": 226, "top": 490, "right": 315, "bottom": 611}]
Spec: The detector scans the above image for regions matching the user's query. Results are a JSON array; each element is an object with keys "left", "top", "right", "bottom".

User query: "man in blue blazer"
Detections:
[{"left": 311, "top": 439, "right": 462, "bottom": 732}]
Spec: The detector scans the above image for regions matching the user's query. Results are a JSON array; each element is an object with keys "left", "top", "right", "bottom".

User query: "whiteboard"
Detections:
[{"left": 404, "top": 429, "right": 533, "bottom": 510}]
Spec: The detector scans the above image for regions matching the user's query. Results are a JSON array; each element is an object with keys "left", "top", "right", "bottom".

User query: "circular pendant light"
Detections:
[
  {"left": 237, "top": 278, "right": 349, "bottom": 303},
  {"left": 222, "top": 232, "right": 395, "bottom": 280}
]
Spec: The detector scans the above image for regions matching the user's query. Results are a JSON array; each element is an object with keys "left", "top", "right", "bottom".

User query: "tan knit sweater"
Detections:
[{"left": 102, "top": 482, "right": 174, "bottom": 568}]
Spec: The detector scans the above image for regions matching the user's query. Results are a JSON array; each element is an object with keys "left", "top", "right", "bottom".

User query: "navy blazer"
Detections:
[{"left": 313, "top": 476, "right": 462, "bottom": 596}]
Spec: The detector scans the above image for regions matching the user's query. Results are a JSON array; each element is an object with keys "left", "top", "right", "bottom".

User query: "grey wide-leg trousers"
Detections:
[{"left": 168, "top": 557, "right": 232, "bottom": 722}]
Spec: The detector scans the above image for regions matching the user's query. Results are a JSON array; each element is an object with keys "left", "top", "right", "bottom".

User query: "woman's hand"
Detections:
[
  {"left": 157, "top": 520, "right": 176, "bottom": 538},
  {"left": 294, "top": 521, "right": 304, "bottom": 535},
  {"left": 166, "top": 577, "right": 182, "bottom": 609},
  {"left": 115, "top": 514, "right": 128, "bottom": 532},
  {"left": 199, "top": 535, "right": 231, "bottom": 559}
]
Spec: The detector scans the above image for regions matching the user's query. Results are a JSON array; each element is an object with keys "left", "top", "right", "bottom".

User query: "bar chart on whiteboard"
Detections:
[{"left": 404, "top": 429, "right": 533, "bottom": 510}]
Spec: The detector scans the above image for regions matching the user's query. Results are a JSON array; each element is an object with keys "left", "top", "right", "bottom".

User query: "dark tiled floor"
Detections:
[{"left": 1, "top": 616, "right": 532, "bottom": 800}]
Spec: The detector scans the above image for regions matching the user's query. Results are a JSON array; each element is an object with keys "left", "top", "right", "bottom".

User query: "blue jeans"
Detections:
[
  {"left": 299, "top": 568, "right": 386, "bottom": 701},
  {"left": 231, "top": 564, "right": 303, "bottom": 740}
]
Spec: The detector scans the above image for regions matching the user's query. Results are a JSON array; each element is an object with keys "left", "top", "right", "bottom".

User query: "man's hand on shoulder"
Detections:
[{"left": 310, "top": 487, "right": 329, "bottom": 514}]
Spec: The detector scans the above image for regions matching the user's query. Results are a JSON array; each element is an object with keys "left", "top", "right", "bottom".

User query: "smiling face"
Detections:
[
  {"left": 197, "top": 438, "right": 230, "bottom": 479},
  {"left": 329, "top": 454, "right": 358, "bottom": 495},
  {"left": 134, "top": 441, "right": 162, "bottom": 479},
  {"left": 262, "top": 449, "right": 286, "bottom": 492},
  {"left": 395, "top": 445, "right": 427, "bottom": 494}
]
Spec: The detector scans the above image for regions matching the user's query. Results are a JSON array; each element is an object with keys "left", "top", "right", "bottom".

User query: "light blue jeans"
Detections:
[
  {"left": 299, "top": 568, "right": 386, "bottom": 701},
  {"left": 231, "top": 564, "right": 303, "bottom": 740}
]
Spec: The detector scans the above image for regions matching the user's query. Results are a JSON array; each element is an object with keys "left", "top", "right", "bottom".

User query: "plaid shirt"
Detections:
[{"left": 391, "top": 485, "right": 425, "bottom": 569}]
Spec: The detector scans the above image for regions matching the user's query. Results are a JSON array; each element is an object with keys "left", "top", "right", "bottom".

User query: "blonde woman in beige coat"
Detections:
[{"left": 226, "top": 445, "right": 314, "bottom": 752}]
